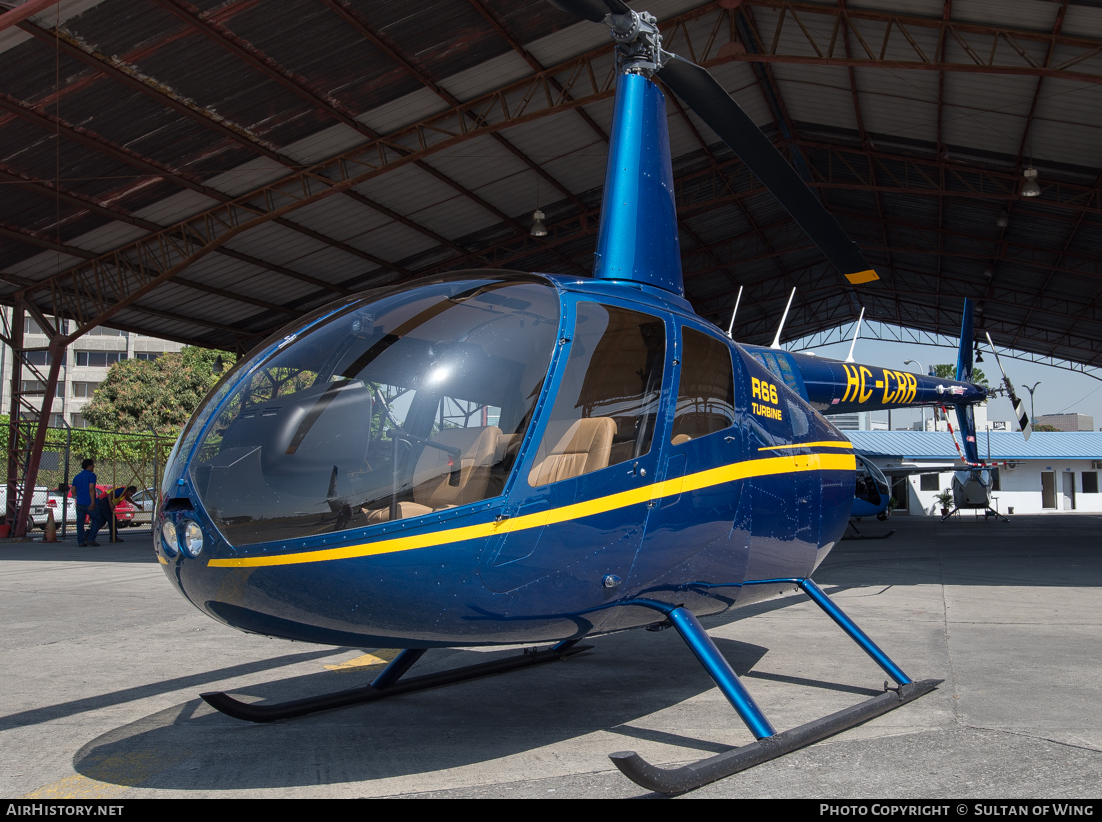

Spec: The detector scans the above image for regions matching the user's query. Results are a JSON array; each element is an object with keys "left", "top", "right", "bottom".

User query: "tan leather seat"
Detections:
[
  {"left": 528, "top": 417, "right": 616, "bottom": 487},
  {"left": 411, "top": 425, "right": 501, "bottom": 508},
  {"left": 364, "top": 426, "right": 501, "bottom": 522},
  {"left": 494, "top": 433, "right": 522, "bottom": 466},
  {"left": 365, "top": 501, "right": 434, "bottom": 524},
  {"left": 671, "top": 433, "right": 692, "bottom": 446}
]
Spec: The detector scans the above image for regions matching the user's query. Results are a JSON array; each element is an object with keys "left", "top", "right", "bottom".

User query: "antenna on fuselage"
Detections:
[
  {"left": 844, "top": 307, "right": 865, "bottom": 363},
  {"left": 770, "top": 287, "right": 796, "bottom": 350},
  {"left": 726, "top": 285, "right": 743, "bottom": 340}
]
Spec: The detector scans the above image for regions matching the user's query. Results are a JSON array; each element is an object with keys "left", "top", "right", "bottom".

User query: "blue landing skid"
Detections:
[
  {"left": 200, "top": 639, "right": 587, "bottom": 723},
  {"left": 611, "top": 579, "right": 941, "bottom": 794}
]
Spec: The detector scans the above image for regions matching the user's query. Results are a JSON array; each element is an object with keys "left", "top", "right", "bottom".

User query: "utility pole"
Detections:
[
  {"left": 905, "top": 360, "right": 925, "bottom": 430},
  {"left": 1024, "top": 382, "right": 1041, "bottom": 424}
]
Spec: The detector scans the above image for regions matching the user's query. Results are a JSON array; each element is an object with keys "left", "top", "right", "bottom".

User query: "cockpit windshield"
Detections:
[{"left": 187, "top": 275, "right": 560, "bottom": 547}]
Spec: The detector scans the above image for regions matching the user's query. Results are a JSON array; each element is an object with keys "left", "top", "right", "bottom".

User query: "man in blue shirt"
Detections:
[{"left": 71, "top": 459, "right": 102, "bottom": 547}]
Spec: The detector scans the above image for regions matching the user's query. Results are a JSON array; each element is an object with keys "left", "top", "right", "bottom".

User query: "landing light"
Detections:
[
  {"left": 161, "top": 521, "right": 179, "bottom": 556},
  {"left": 182, "top": 521, "right": 204, "bottom": 557}
]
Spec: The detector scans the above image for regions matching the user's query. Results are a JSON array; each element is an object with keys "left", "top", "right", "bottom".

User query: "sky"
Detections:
[{"left": 785, "top": 335, "right": 1102, "bottom": 431}]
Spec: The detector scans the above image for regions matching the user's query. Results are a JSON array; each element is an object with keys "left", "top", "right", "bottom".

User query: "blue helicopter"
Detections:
[
  {"left": 153, "top": 0, "right": 992, "bottom": 793},
  {"left": 941, "top": 327, "right": 1032, "bottom": 522}
]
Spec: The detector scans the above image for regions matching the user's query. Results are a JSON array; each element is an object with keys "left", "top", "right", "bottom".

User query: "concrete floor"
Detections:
[{"left": 2, "top": 514, "right": 1100, "bottom": 799}]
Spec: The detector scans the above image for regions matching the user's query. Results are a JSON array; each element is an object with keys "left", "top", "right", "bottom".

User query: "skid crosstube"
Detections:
[
  {"left": 610, "top": 678, "right": 941, "bottom": 794},
  {"left": 201, "top": 642, "right": 590, "bottom": 723}
]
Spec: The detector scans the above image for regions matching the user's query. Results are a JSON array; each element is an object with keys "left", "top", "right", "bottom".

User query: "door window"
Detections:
[
  {"left": 671, "top": 326, "right": 735, "bottom": 444},
  {"left": 529, "top": 302, "right": 665, "bottom": 486}
]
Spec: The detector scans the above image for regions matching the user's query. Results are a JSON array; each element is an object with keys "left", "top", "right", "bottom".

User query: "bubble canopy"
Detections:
[{"left": 179, "top": 274, "right": 561, "bottom": 548}]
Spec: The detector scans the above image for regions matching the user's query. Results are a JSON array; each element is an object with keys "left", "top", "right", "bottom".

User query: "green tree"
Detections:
[
  {"left": 932, "top": 363, "right": 988, "bottom": 387},
  {"left": 81, "top": 347, "right": 233, "bottom": 435},
  {"left": 1033, "top": 423, "right": 1059, "bottom": 432}
]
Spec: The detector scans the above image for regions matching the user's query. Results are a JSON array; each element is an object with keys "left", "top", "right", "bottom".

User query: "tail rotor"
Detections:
[{"left": 985, "top": 332, "right": 1032, "bottom": 441}]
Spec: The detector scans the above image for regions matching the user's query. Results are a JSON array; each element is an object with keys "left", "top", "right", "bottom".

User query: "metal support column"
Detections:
[
  {"left": 4, "top": 303, "right": 24, "bottom": 528},
  {"left": 15, "top": 335, "right": 65, "bottom": 537}
]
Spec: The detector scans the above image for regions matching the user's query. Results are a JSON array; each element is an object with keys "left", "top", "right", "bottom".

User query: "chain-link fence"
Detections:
[{"left": 2, "top": 424, "right": 175, "bottom": 537}]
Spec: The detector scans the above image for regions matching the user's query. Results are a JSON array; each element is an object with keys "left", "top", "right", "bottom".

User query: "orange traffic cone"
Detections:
[{"left": 43, "top": 508, "right": 57, "bottom": 543}]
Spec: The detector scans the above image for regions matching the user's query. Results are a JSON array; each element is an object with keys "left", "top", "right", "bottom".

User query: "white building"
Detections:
[
  {"left": 0, "top": 308, "right": 185, "bottom": 428},
  {"left": 849, "top": 431, "right": 1102, "bottom": 516},
  {"left": 1036, "top": 413, "right": 1094, "bottom": 432}
]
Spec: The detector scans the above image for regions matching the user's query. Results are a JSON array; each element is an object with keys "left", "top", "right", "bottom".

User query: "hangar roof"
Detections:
[
  {"left": 850, "top": 430, "right": 1102, "bottom": 460},
  {"left": 1, "top": 0, "right": 1101, "bottom": 367}
]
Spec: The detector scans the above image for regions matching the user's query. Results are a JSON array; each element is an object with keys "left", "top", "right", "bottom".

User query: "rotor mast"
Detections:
[{"left": 591, "top": 9, "right": 684, "bottom": 295}]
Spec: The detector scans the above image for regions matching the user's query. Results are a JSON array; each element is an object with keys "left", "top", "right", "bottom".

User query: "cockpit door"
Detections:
[
  {"left": 614, "top": 324, "right": 749, "bottom": 614},
  {"left": 479, "top": 297, "right": 672, "bottom": 603}
]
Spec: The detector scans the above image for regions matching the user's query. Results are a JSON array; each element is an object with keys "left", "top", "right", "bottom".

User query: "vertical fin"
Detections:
[
  {"left": 955, "top": 298, "right": 975, "bottom": 385},
  {"left": 954, "top": 404, "right": 980, "bottom": 464}
]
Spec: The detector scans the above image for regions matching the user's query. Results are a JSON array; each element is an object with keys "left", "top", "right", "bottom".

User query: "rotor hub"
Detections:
[{"left": 605, "top": 9, "right": 666, "bottom": 75}]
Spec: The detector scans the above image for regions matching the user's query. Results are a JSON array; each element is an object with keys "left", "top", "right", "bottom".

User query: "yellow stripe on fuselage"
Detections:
[
  {"left": 207, "top": 452, "right": 856, "bottom": 569},
  {"left": 757, "top": 441, "right": 853, "bottom": 451}
]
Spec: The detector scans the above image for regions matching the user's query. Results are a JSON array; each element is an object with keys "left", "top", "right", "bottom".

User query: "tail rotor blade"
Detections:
[
  {"left": 985, "top": 332, "right": 1032, "bottom": 441},
  {"left": 547, "top": 0, "right": 629, "bottom": 22},
  {"left": 1011, "top": 397, "right": 1032, "bottom": 442},
  {"left": 656, "top": 55, "right": 878, "bottom": 285}
]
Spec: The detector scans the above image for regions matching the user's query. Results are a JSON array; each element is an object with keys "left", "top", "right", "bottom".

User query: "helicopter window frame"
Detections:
[
  {"left": 525, "top": 297, "right": 670, "bottom": 489},
  {"left": 669, "top": 323, "right": 737, "bottom": 446}
]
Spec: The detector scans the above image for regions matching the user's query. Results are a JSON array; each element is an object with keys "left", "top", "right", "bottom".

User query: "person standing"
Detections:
[{"left": 71, "top": 459, "right": 101, "bottom": 547}]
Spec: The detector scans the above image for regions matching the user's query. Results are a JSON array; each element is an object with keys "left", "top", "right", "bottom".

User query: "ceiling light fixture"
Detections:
[
  {"left": 1021, "top": 166, "right": 1041, "bottom": 197},
  {"left": 530, "top": 173, "right": 546, "bottom": 237},
  {"left": 996, "top": 210, "right": 1009, "bottom": 228},
  {"left": 530, "top": 209, "right": 547, "bottom": 237}
]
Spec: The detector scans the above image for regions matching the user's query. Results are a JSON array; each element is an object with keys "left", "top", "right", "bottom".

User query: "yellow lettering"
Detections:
[
  {"left": 752, "top": 377, "right": 761, "bottom": 400},
  {"left": 859, "top": 366, "right": 874, "bottom": 403},
  {"left": 882, "top": 369, "right": 897, "bottom": 404},
  {"left": 907, "top": 372, "right": 917, "bottom": 403},
  {"left": 842, "top": 364, "right": 859, "bottom": 402},
  {"left": 768, "top": 383, "right": 778, "bottom": 404}
]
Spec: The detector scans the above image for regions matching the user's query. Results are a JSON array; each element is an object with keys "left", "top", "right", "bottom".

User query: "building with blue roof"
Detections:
[{"left": 847, "top": 432, "right": 1102, "bottom": 516}]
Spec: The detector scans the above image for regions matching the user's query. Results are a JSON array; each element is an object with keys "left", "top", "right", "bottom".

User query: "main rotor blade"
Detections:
[
  {"left": 547, "top": 0, "right": 630, "bottom": 23},
  {"left": 657, "top": 55, "right": 878, "bottom": 284}
]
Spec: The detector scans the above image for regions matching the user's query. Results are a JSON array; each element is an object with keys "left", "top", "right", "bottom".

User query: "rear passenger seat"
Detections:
[{"left": 527, "top": 417, "right": 616, "bottom": 487}]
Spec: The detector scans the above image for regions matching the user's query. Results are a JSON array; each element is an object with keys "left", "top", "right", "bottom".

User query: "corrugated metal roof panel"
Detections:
[
  {"left": 849, "top": 431, "right": 1102, "bottom": 460},
  {"left": 1062, "top": 3, "right": 1102, "bottom": 39},
  {"left": 951, "top": 0, "right": 1060, "bottom": 31}
]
